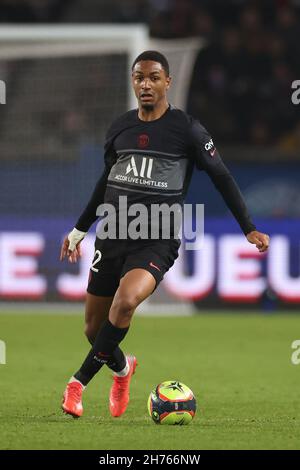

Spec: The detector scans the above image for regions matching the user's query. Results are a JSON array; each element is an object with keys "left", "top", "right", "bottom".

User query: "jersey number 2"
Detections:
[{"left": 91, "top": 250, "right": 102, "bottom": 272}]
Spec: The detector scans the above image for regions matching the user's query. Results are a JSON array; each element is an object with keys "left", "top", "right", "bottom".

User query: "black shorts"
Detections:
[{"left": 87, "top": 237, "right": 180, "bottom": 297}]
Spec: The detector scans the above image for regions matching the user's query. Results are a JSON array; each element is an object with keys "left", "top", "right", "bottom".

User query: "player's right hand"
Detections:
[{"left": 60, "top": 228, "right": 86, "bottom": 263}]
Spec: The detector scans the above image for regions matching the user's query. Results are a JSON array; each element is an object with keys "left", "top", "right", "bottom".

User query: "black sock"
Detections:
[
  {"left": 74, "top": 320, "right": 129, "bottom": 386},
  {"left": 87, "top": 331, "right": 126, "bottom": 373},
  {"left": 107, "top": 347, "right": 127, "bottom": 373}
]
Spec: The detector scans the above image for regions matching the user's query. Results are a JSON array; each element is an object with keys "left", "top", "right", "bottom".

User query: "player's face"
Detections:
[{"left": 132, "top": 61, "right": 171, "bottom": 110}]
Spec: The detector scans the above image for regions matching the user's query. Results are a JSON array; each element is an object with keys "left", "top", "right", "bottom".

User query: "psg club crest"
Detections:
[{"left": 138, "top": 134, "right": 149, "bottom": 148}]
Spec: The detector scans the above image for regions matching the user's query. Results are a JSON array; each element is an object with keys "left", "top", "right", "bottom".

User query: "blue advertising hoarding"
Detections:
[{"left": 0, "top": 216, "right": 299, "bottom": 308}]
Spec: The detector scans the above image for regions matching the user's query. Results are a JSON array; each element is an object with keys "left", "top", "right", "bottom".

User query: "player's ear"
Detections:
[{"left": 166, "top": 76, "right": 171, "bottom": 90}]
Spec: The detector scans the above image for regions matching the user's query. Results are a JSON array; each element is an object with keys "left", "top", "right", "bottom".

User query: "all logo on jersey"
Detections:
[
  {"left": 138, "top": 134, "right": 149, "bottom": 148},
  {"left": 111, "top": 154, "right": 168, "bottom": 189},
  {"left": 126, "top": 156, "right": 153, "bottom": 179},
  {"left": 204, "top": 139, "right": 217, "bottom": 157}
]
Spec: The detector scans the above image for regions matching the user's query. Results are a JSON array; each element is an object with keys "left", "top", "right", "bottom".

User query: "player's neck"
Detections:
[{"left": 138, "top": 101, "right": 169, "bottom": 122}]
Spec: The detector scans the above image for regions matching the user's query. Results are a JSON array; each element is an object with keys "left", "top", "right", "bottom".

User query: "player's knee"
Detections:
[
  {"left": 112, "top": 294, "right": 139, "bottom": 316},
  {"left": 84, "top": 323, "right": 97, "bottom": 345}
]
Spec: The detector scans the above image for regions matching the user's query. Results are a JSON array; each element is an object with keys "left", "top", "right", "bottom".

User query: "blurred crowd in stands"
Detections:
[
  {"left": 0, "top": 0, "right": 300, "bottom": 151},
  {"left": 183, "top": 1, "right": 300, "bottom": 149}
]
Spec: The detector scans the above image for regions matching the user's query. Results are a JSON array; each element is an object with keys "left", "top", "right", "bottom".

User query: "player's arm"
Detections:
[
  {"left": 189, "top": 119, "right": 269, "bottom": 252},
  {"left": 60, "top": 146, "right": 116, "bottom": 263},
  {"left": 207, "top": 168, "right": 269, "bottom": 252},
  {"left": 59, "top": 170, "right": 108, "bottom": 263}
]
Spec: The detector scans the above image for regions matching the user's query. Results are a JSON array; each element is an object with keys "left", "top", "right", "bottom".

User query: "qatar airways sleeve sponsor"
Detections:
[{"left": 204, "top": 139, "right": 217, "bottom": 157}]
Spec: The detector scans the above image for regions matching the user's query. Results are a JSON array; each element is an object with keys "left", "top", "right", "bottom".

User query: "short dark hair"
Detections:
[{"left": 132, "top": 50, "right": 170, "bottom": 76}]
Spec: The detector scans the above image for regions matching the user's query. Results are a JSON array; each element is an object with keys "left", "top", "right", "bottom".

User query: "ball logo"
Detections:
[
  {"left": 138, "top": 134, "right": 149, "bottom": 148},
  {"left": 152, "top": 411, "right": 160, "bottom": 422},
  {"left": 165, "top": 381, "right": 184, "bottom": 392}
]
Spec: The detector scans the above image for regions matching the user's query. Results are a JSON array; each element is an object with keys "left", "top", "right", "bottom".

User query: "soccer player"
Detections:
[{"left": 60, "top": 50, "right": 269, "bottom": 418}]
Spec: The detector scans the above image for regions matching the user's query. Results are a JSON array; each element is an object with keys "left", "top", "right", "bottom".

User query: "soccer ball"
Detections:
[{"left": 147, "top": 381, "right": 196, "bottom": 425}]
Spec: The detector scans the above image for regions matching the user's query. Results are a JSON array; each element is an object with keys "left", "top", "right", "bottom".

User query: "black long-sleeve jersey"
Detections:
[{"left": 75, "top": 105, "right": 256, "bottom": 236}]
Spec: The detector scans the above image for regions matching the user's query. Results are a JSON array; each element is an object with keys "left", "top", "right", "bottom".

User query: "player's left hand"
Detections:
[{"left": 246, "top": 230, "right": 270, "bottom": 253}]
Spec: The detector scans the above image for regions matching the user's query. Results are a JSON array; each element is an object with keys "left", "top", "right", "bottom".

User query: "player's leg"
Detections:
[
  {"left": 105, "top": 239, "right": 180, "bottom": 414},
  {"left": 84, "top": 293, "right": 113, "bottom": 344},
  {"left": 104, "top": 239, "right": 179, "bottom": 416},
  {"left": 106, "top": 268, "right": 156, "bottom": 416},
  {"left": 62, "top": 294, "right": 125, "bottom": 418},
  {"left": 73, "top": 268, "right": 155, "bottom": 387},
  {"left": 62, "top": 242, "right": 125, "bottom": 418},
  {"left": 84, "top": 292, "right": 127, "bottom": 373},
  {"left": 62, "top": 294, "right": 113, "bottom": 418},
  {"left": 108, "top": 268, "right": 156, "bottom": 327},
  {"left": 70, "top": 268, "right": 155, "bottom": 417}
]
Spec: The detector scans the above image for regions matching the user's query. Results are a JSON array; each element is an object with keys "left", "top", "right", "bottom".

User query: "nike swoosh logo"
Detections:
[{"left": 149, "top": 262, "right": 161, "bottom": 272}]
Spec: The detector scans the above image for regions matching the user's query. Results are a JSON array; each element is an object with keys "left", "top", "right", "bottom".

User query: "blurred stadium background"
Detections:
[
  {"left": 0, "top": 0, "right": 300, "bottom": 312},
  {"left": 1, "top": 0, "right": 300, "bottom": 452}
]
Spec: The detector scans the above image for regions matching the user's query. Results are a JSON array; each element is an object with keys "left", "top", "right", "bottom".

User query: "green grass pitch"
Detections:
[{"left": 0, "top": 311, "right": 300, "bottom": 450}]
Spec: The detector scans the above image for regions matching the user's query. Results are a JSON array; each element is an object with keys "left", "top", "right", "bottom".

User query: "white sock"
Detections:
[
  {"left": 69, "top": 376, "right": 85, "bottom": 389},
  {"left": 113, "top": 357, "right": 130, "bottom": 377}
]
